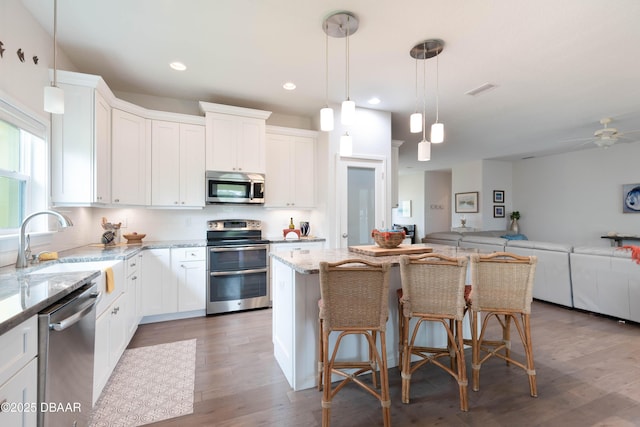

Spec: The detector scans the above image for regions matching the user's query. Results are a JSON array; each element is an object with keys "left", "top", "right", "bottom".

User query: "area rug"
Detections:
[{"left": 89, "top": 339, "right": 197, "bottom": 427}]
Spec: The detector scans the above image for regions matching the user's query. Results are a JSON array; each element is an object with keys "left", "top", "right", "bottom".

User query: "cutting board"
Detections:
[{"left": 348, "top": 245, "right": 433, "bottom": 257}]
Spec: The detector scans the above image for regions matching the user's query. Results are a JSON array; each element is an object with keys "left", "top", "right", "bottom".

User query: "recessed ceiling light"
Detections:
[
  {"left": 368, "top": 97, "right": 381, "bottom": 105},
  {"left": 169, "top": 62, "right": 187, "bottom": 71},
  {"left": 283, "top": 82, "right": 296, "bottom": 90}
]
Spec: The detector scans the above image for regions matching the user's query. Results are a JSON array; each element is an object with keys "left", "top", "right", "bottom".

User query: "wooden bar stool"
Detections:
[
  {"left": 468, "top": 252, "right": 538, "bottom": 397},
  {"left": 398, "top": 253, "right": 469, "bottom": 411},
  {"left": 317, "top": 259, "right": 391, "bottom": 427}
]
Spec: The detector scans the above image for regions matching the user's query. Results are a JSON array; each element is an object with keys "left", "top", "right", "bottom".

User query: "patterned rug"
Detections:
[{"left": 89, "top": 339, "right": 197, "bottom": 427}]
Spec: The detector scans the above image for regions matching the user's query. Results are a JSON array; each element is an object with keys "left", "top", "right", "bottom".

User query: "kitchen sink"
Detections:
[{"left": 30, "top": 260, "right": 121, "bottom": 275}]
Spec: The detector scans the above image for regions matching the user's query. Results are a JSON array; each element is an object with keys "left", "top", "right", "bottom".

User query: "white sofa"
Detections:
[
  {"left": 570, "top": 246, "right": 639, "bottom": 322},
  {"left": 506, "top": 240, "right": 573, "bottom": 307},
  {"left": 459, "top": 235, "right": 508, "bottom": 253}
]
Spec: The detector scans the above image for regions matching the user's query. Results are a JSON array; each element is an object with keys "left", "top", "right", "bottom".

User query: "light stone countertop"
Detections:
[{"left": 270, "top": 244, "right": 474, "bottom": 274}]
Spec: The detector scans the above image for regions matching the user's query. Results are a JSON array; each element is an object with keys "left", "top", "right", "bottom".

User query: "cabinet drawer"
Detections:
[
  {"left": 173, "top": 247, "right": 205, "bottom": 261},
  {"left": 0, "top": 357, "right": 37, "bottom": 427},
  {"left": 0, "top": 317, "right": 37, "bottom": 387}
]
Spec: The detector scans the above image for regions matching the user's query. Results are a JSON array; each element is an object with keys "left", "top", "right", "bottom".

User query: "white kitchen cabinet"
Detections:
[
  {"left": 270, "top": 241, "right": 325, "bottom": 253},
  {"left": 0, "top": 358, "right": 37, "bottom": 427},
  {"left": 93, "top": 292, "right": 127, "bottom": 405},
  {"left": 171, "top": 247, "right": 206, "bottom": 312},
  {"left": 200, "top": 102, "right": 272, "bottom": 173},
  {"left": 141, "top": 248, "right": 177, "bottom": 316},
  {"left": 51, "top": 79, "right": 111, "bottom": 206},
  {"left": 265, "top": 126, "right": 317, "bottom": 208},
  {"left": 0, "top": 316, "right": 38, "bottom": 426},
  {"left": 111, "top": 108, "right": 151, "bottom": 206},
  {"left": 151, "top": 120, "right": 205, "bottom": 207},
  {"left": 124, "top": 254, "right": 142, "bottom": 340}
]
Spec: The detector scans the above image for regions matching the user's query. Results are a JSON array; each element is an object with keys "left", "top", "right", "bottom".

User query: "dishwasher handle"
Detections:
[{"left": 50, "top": 291, "right": 101, "bottom": 332}]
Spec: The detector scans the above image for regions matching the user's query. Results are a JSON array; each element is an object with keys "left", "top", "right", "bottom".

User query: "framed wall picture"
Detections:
[
  {"left": 455, "top": 192, "right": 479, "bottom": 213},
  {"left": 494, "top": 205, "right": 505, "bottom": 218},
  {"left": 493, "top": 190, "right": 504, "bottom": 203},
  {"left": 623, "top": 183, "right": 640, "bottom": 213}
]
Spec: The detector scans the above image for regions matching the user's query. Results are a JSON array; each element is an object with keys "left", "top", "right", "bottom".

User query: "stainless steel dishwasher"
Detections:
[{"left": 38, "top": 282, "right": 100, "bottom": 427}]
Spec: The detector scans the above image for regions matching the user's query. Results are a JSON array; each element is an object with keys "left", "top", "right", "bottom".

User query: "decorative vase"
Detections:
[
  {"left": 300, "top": 222, "right": 310, "bottom": 237},
  {"left": 509, "top": 219, "right": 519, "bottom": 234}
]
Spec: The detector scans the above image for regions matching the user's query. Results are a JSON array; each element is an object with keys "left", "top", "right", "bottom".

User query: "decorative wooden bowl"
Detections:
[
  {"left": 123, "top": 232, "right": 146, "bottom": 244},
  {"left": 371, "top": 229, "right": 405, "bottom": 249}
]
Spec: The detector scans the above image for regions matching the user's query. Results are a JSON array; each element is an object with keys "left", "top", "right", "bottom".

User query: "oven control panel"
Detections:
[{"left": 207, "top": 219, "right": 262, "bottom": 231}]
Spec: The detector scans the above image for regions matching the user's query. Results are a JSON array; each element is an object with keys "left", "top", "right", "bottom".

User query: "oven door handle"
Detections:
[
  {"left": 209, "top": 246, "right": 268, "bottom": 253},
  {"left": 210, "top": 268, "right": 268, "bottom": 276}
]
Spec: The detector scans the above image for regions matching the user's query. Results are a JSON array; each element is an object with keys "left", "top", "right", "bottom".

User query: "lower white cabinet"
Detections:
[
  {"left": 270, "top": 241, "right": 325, "bottom": 253},
  {"left": 0, "top": 316, "right": 37, "bottom": 427},
  {"left": 124, "top": 254, "right": 142, "bottom": 340},
  {"left": 171, "top": 248, "right": 206, "bottom": 312},
  {"left": 141, "top": 248, "right": 177, "bottom": 316}
]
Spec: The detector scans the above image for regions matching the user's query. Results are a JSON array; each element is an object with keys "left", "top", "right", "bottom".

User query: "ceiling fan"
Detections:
[{"left": 566, "top": 117, "right": 640, "bottom": 148}]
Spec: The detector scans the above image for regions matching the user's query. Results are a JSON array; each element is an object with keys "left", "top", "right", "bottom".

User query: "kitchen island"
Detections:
[{"left": 270, "top": 244, "right": 475, "bottom": 391}]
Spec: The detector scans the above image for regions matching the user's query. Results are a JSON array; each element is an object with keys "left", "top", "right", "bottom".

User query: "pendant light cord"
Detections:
[
  {"left": 345, "top": 16, "right": 350, "bottom": 101},
  {"left": 422, "top": 42, "right": 427, "bottom": 142},
  {"left": 53, "top": 0, "right": 58, "bottom": 87},
  {"left": 325, "top": 22, "right": 329, "bottom": 107},
  {"left": 435, "top": 47, "right": 439, "bottom": 123},
  {"left": 414, "top": 56, "right": 419, "bottom": 113}
]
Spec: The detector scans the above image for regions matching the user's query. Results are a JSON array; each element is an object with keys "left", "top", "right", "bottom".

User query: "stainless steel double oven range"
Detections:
[{"left": 206, "top": 219, "right": 270, "bottom": 315}]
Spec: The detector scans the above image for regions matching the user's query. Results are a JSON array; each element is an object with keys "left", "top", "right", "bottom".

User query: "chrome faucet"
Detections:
[{"left": 16, "top": 210, "right": 73, "bottom": 268}]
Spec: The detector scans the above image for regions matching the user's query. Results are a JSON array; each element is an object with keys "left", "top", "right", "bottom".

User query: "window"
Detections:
[{"left": 0, "top": 98, "right": 48, "bottom": 235}]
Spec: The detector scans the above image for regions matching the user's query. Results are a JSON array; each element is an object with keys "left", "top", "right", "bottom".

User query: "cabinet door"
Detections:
[
  {"left": 237, "top": 117, "right": 265, "bottom": 173},
  {"left": 265, "top": 134, "right": 292, "bottom": 207},
  {"left": 0, "top": 358, "right": 37, "bottom": 427},
  {"left": 179, "top": 124, "right": 205, "bottom": 207},
  {"left": 93, "top": 309, "right": 110, "bottom": 405},
  {"left": 141, "top": 249, "right": 176, "bottom": 316},
  {"left": 109, "top": 294, "right": 127, "bottom": 367},
  {"left": 112, "top": 109, "right": 150, "bottom": 205},
  {"left": 151, "top": 120, "right": 181, "bottom": 206},
  {"left": 206, "top": 113, "right": 237, "bottom": 171},
  {"left": 291, "top": 136, "right": 315, "bottom": 208},
  {"left": 94, "top": 91, "right": 111, "bottom": 204},
  {"left": 51, "top": 84, "right": 95, "bottom": 204},
  {"left": 175, "top": 260, "right": 206, "bottom": 312}
]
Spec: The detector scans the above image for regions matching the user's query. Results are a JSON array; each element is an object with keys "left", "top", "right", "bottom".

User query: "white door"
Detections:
[{"left": 338, "top": 157, "right": 386, "bottom": 248}]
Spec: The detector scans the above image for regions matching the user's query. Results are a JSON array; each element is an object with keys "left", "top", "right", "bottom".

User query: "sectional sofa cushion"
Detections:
[
  {"left": 507, "top": 240, "right": 572, "bottom": 252},
  {"left": 572, "top": 246, "right": 632, "bottom": 259}
]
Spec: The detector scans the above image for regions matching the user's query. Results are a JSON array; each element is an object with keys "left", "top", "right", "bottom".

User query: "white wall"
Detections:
[
  {"left": 482, "top": 160, "right": 513, "bottom": 231},
  {"left": 451, "top": 160, "right": 483, "bottom": 229},
  {"left": 392, "top": 172, "right": 425, "bottom": 239},
  {"left": 513, "top": 142, "right": 640, "bottom": 246},
  {"left": 425, "top": 170, "right": 452, "bottom": 235}
]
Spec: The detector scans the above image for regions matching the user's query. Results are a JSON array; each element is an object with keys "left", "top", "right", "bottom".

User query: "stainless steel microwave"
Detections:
[{"left": 205, "top": 171, "right": 265, "bottom": 204}]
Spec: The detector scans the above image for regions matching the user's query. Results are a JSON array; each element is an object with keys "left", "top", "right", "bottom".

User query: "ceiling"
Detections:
[{"left": 22, "top": 0, "right": 640, "bottom": 173}]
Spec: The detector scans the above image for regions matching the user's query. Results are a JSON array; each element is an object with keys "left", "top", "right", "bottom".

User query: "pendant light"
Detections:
[
  {"left": 320, "top": 21, "right": 334, "bottom": 131},
  {"left": 340, "top": 132, "right": 352, "bottom": 156},
  {"left": 410, "top": 39, "right": 444, "bottom": 161},
  {"left": 410, "top": 56, "right": 422, "bottom": 133},
  {"left": 323, "top": 12, "right": 359, "bottom": 126},
  {"left": 44, "top": 0, "right": 64, "bottom": 114},
  {"left": 431, "top": 43, "right": 444, "bottom": 143}
]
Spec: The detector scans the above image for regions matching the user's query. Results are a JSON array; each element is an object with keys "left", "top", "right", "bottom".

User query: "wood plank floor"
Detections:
[{"left": 127, "top": 301, "right": 640, "bottom": 426}]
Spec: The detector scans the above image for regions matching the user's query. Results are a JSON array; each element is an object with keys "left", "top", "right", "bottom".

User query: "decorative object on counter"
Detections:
[
  {"left": 123, "top": 232, "right": 146, "bottom": 244},
  {"left": 371, "top": 228, "right": 406, "bottom": 249},
  {"left": 619, "top": 245, "right": 640, "bottom": 264},
  {"left": 460, "top": 216, "right": 467, "bottom": 227},
  {"left": 101, "top": 217, "right": 122, "bottom": 244},
  {"left": 101, "top": 230, "right": 115, "bottom": 245},
  {"left": 283, "top": 229, "right": 301, "bottom": 239},
  {"left": 509, "top": 211, "right": 521, "bottom": 233},
  {"left": 289, "top": 217, "right": 295, "bottom": 229},
  {"left": 300, "top": 221, "right": 310, "bottom": 237},
  {"left": 349, "top": 244, "right": 432, "bottom": 257}
]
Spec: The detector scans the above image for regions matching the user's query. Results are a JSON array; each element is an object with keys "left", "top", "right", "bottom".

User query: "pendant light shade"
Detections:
[
  {"left": 341, "top": 99, "right": 355, "bottom": 125},
  {"left": 340, "top": 132, "right": 352, "bottom": 157},
  {"left": 431, "top": 122, "right": 444, "bottom": 143},
  {"left": 418, "top": 139, "right": 431, "bottom": 161},
  {"left": 44, "top": 0, "right": 64, "bottom": 114},
  {"left": 44, "top": 86, "right": 64, "bottom": 114},
  {"left": 320, "top": 107, "right": 334, "bottom": 131},
  {"left": 410, "top": 113, "right": 422, "bottom": 133}
]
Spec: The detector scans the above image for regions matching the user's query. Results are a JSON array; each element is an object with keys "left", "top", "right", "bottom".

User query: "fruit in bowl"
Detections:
[
  {"left": 371, "top": 229, "right": 405, "bottom": 249},
  {"left": 123, "top": 232, "right": 146, "bottom": 244}
]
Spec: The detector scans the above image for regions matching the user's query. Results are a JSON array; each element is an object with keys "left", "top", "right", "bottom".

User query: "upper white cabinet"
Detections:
[
  {"left": 111, "top": 108, "right": 151, "bottom": 206},
  {"left": 199, "top": 102, "right": 272, "bottom": 173},
  {"left": 151, "top": 120, "right": 205, "bottom": 207},
  {"left": 51, "top": 72, "right": 112, "bottom": 206},
  {"left": 265, "top": 126, "right": 317, "bottom": 208}
]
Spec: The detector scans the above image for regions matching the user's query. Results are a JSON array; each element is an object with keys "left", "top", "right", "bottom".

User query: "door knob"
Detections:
[{"left": 342, "top": 233, "right": 348, "bottom": 238}]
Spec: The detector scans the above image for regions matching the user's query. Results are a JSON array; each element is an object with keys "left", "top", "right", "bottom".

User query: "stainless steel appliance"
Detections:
[
  {"left": 205, "top": 171, "right": 265, "bottom": 204},
  {"left": 38, "top": 282, "right": 100, "bottom": 427},
  {"left": 207, "top": 219, "right": 270, "bottom": 314}
]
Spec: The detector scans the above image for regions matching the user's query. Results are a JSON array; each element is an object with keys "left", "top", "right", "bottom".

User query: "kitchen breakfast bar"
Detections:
[{"left": 270, "top": 244, "right": 475, "bottom": 391}]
